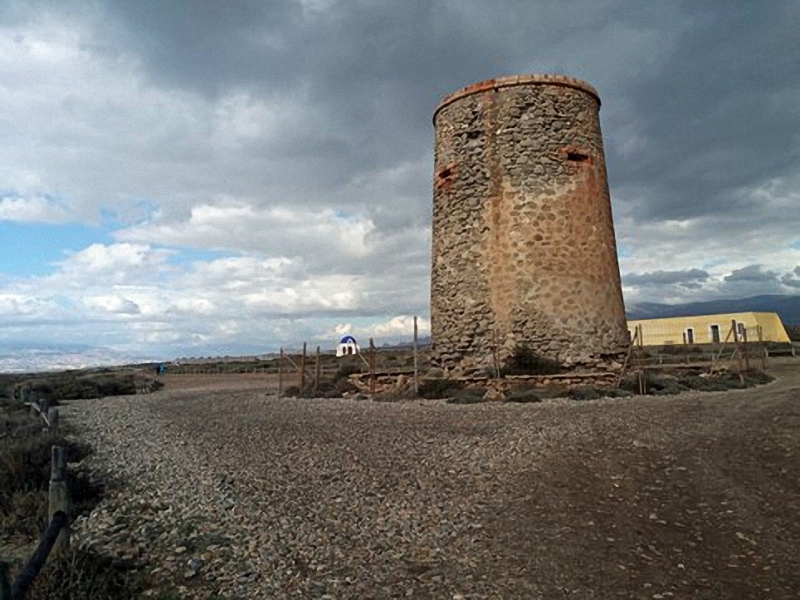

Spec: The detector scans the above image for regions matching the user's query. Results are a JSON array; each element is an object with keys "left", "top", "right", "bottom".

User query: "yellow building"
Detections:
[{"left": 627, "top": 312, "right": 791, "bottom": 346}]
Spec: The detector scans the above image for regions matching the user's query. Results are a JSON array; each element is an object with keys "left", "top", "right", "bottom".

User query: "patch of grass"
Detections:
[
  {"left": 24, "top": 548, "right": 148, "bottom": 600},
  {"left": 1, "top": 401, "right": 94, "bottom": 539}
]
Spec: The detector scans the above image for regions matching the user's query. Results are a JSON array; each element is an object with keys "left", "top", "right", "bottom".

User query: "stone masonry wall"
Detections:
[{"left": 430, "top": 75, "right": 629, "bottom": 374}]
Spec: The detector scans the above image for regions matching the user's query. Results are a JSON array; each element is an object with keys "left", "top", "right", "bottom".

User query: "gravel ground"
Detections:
[{"left": 60, "top": 361, "right": 800, "bottom": 599}]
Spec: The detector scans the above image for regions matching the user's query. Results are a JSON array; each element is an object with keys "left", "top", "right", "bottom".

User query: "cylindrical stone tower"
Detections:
[{"left": 430, "top": 74, "right": 628, "bottom": 374}]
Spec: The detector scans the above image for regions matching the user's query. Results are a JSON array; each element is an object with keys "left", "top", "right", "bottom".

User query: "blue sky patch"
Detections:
[
  {"left": 617, "top": 244, "right": 634, "bottom": 258},
  {"left": 0, "top": 222, "right": 113, "bottom": 277}
]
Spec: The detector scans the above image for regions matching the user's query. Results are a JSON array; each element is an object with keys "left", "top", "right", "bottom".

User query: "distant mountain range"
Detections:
[{"left": 626, "top": 294, "right": 800, "bottom": 325}]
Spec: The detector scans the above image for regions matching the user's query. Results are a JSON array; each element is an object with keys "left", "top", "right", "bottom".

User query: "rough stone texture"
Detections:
[{"left": 431, "top": 74, "right": 629, "bottom": 374}]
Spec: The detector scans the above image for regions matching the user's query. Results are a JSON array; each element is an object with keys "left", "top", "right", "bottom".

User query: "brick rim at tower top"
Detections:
[{"left": 433, "top": 74, "right": 601, "bottom": 124}]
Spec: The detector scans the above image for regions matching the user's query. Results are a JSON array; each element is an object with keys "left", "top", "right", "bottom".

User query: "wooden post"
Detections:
[
  {"left": 637, "top": 324, "right": 646, "bottom": 395},
  {"left": 278, "top": 348, "right": 284, "bottom": 397},
  {"left": 47, "top": 407, "right": 59, "bottom": 435},
  {"left": 682, "top": 331, "right": 689, "bottom": 364},
  {"left": 491, "top": 327, "right": 501, "bottom": 379},
  {"left": 300, "top": 343, "right": 307, "bottom": 394},
  {"left": 9, "top": 510, "right": 68, "bottom": 600},
  {"left": 742, "top": 327, "right": 750, "bottom": 372},
  {"left": 732, "top": 320, "right": 744, "bottom": 385},
  {"left": 314, "top": 346, "right": 321, "bottom": 397},
  {"left": 413, "top": 316, "right": 419, "bottom": 395},
  {"left": 48, "top": 446, "right": 70, "bottom": 557},
  {"left": 369, "top": 338, "right": 376, "bottom": 395},
  {"left": 0, "top": 561, "right": 10, "bottom": 600},
  {"left": 614, "top": 327, "right": 637, "bottom": 389},
  {"left": 757, "top": 326, "right": 767, "bottom": 371}
]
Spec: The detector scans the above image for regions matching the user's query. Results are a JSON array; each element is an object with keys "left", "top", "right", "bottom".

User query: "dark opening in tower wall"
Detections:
[{"left": 567, "top": 151, "right": 589, "bottom": 162}]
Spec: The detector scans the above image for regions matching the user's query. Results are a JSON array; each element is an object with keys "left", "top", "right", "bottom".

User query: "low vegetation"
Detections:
[
  {"left": 0, "top": 393, "right": 178, "bottom": 599},
  {"left": 499, "top": 344, "right": 562, "bottom": 376}
]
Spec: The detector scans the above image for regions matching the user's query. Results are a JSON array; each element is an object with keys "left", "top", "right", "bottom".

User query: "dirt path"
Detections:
[{"left": 64, "top": 359, "right": 800, "bottom": 599}]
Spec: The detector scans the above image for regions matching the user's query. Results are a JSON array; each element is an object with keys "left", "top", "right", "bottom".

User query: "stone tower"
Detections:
[{"left": 430, "top": 74, "right": 628, "bottom": 374}]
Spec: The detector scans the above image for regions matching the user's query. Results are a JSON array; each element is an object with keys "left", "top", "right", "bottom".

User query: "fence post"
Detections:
[
  {"left": 9, "top": 511, "right": 68, "bottom": 600},
  {"left": 369, "top": 338, "right": 376, "bottom": 395},
  {"left": 0, "top": 561, "right": 10, "bottom": 600},
  {"left": 48, "top": 446, "right": 70, "bottom": 557},
  {"left": 731, "top": 320, "right": 744, "bottom": 384},
  {"left": 682, "top": 331, "right": 689, "bottom": 364},
  {"left": 300, "top": 343, "right": 307, "bottom": 394},
  {"left": 278, "top": 348, "right": 283, "bottom": 397},
  {"left": 757, "top": 325, "right": 767, "bottom": 370},
  {"left": 637, "top": 324, "right": 646, "bottom": 395},
  {"left": 413, "top": 316, "right": 419, "bottom": 395},
  {"left": 314, "top": 346, "right": 321, "bottom": 397},
  {"left": 47, "top": 407, "right": 59, "bottom": 436},
  {"left": 742, "top": 327, "right": 750, "bottom": 372}
]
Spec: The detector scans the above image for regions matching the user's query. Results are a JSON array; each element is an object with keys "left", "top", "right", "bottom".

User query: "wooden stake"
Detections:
[
  {"left": 742, "top": 327, "right": 750, "bottom": 372},
  {"left": 300, "top": 342, "right": 307, "bottom": 394},
  {"left": 682, "top": 331, "right": 689, "bottom": 364},
  {"left": 369, "top": 338, "right": 376, "bottom": 395},
  {"left": 491, "top": 327, "right": 500, "bottom": 379},
  {"left": 0, "top": 561, "right": 9, "bottom": 600},
  {"left": 413, "top": 316, "right": 419, "bottom": 395},
  {"left": 278, "top": 348, "right": 283, "bottom": 397},
  {"left": 49, "top": 446, "right": 70, "bottom": 557},
  {"left": 614, "top": 327, "right": 637, "bottom": 388},
  {"left": 757, "top": 325, "right": 767, "bottom": 371},
  {"left": 314, "top": 346, "right": 321, "bottom": 397},
  {"left": 637, "top": 325, "right": 646, "bottom": 395},
  {"left": 47, "top": 407, "right": 59, "bottom": 435},
  {"left": 732, "top": 320, "right": 744, "bottom": 385}
]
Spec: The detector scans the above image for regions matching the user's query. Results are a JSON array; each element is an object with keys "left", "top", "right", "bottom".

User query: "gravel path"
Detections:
[
  {"left": 60, "top": 362, "right": 800, "bottom": 599},
  {"left": 63, "top": 389, "right": 546, "bottom": 598}
]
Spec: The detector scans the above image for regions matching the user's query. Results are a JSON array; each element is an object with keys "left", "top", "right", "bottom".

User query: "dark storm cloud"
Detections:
[
  {"left": 624, "top": 268, "right": 709, "bottom": 286},
  {"left": 723, "top": 264, "right": 779, "bottom": 283},
  {"left": 781, "top": 274, "right": 800, "bottom": 289},
  {"left": 611, "top": 1, "right": 800, "bottom": 222},
  {"left": 94, "top": 1, "right": 695, "bottom": 178},
  {"left": 96, "top": 0, "right": 798, "bottom": 223}
]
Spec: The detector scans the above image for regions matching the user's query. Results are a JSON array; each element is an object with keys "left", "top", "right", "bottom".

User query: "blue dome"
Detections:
[{"left": 339, "top": 335, "right": 357, "bottom": 344}]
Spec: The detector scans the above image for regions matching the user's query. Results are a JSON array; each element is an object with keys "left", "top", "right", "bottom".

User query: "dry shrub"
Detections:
[
  {"left": 500, "top": 344, "right": 562, "bottom": 376},
  {"left": 418, "top": 378, "right": 462, "bottom": 400},
  {"left": 25, "top": 549, "right": 147, "bottom": 600},
  {"left": 506, "top": 390, "right": 541, "bottom": 403}
]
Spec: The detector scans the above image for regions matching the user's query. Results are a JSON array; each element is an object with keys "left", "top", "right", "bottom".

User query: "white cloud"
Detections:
[
  {"left": 116, "top": 203, "right": 375, "bottom": 259},
  {"left": 83, "top": 295, "right": 141, "bottom": 315},
  {"left": 0, "top": 195, "right": 71, "bottom": 223},
  {"left": 326, "top": 316, "right": 430, "bottom": 344}
]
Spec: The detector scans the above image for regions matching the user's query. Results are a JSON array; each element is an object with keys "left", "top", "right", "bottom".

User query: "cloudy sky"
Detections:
[{"left": 1, "top": 0, "right": 798, "bottom": 367}]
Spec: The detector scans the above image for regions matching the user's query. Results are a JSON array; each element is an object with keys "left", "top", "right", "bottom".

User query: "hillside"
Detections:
[{"left": 627, "top": 294, "right": 800, "bottom": 324}]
